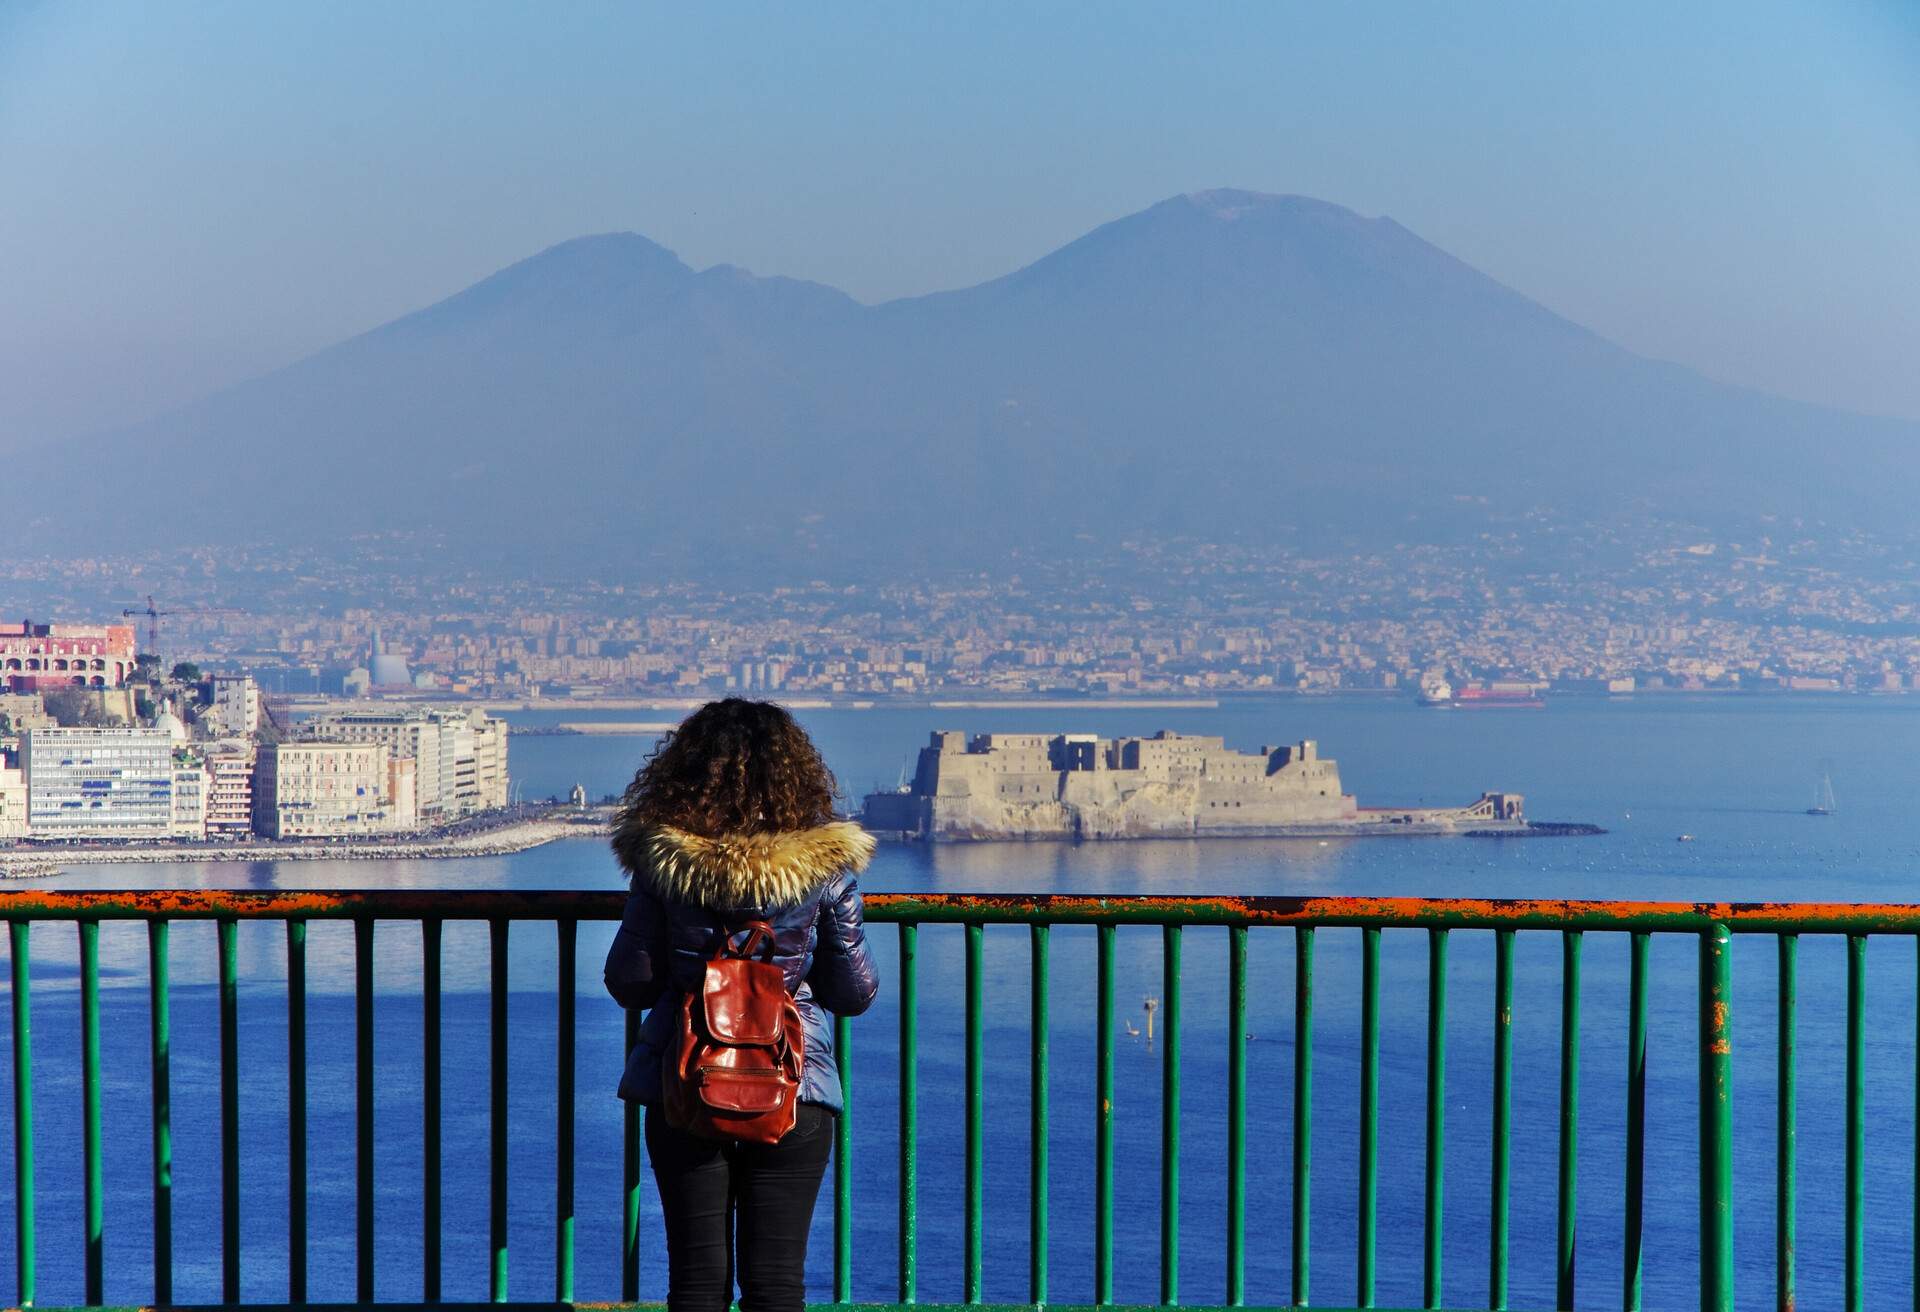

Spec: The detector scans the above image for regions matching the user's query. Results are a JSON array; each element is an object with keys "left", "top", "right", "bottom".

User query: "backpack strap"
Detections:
[{"left": 718, "top": 920, "right": 778, "bottom": 963}]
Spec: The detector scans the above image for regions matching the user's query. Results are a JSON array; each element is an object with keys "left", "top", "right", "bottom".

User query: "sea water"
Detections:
[{"left": 4, "top": 696, "right": 1919, "bottom": 1309}]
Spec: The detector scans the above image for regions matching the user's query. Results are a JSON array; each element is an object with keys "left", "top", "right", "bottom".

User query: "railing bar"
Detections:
[
  {"left": 1779, "top": 934, "right": 1796, "bottom": 1312},
  {"left": 1699, "top": 923, "right": 1733, "bottom": 1312},
  {"left": 355, "top": 916, "right": 375, "bottom": 1303},
  {"left": 622, "top": 1007, "right": 641, "bottom": 1302},
  {"left": 965, "top": 920, "right": 985, "bottom": 1304},
  {"left": 836, "top": 1010, "right": 854, "bottom": 1304},
  {"left": 51, "top": 886, "right": 1920, "bottom": 931},
  {"left": 1358, "top": 925, "right": 1380, "bottom": 1310},
  {"left": 423, "top": 917, "right": 442, "bottom": 1304},
  {"left": 1424, "top": 928, "right": 1448, "bottom": 1311},
  {"left": 555, "top": 918, "right": 577, "bottom": 1303},
  {"left": 1292, "top": 925, "right": 1314, "bottom": 1310},
  {"left": 1846, "top": 934, "right": 1866, "bottom": 1312},
  {"left": 286, "top": 919, "right": 306, "bottom": 1305},
  {"left": 149, "top": 920, "right": 173, "bottom": 1306},
  {"left": 1490, "top": 927, "right": 1514, "bottom": 1311},
  {"left": 1162, "top": 922, "right": 1183, "bottom": 1308},
  {"left": 10, "top": 921, "right": 32, "bottom": 1310},
  {"left": 79, "top": 919, "right": 102, "bottom": 1305},
  {"left": 901, "top": 921, "right": 921, "bottom": 1305},
  {"left": 490, "top": 916, "right": 510, "bottom": 1302},
  {"left": 218, "top": 916, "right": 240, "bottom": 1303},
  {"left": 1029, "top": 923, "right": 1048, "bottom": 1308},
  {"left": 1227, "top": 924, "right": 1247, "bottom": 1308},
  {"left": 1625, "top": 931, "right": 1649, "bottom": 1312},
  {"left": 1096, "top": 921, "right": 1116, "bottom": 1306},
  {"left": 1558, "top": 930, "right": 1583, "bottom": 1311}
]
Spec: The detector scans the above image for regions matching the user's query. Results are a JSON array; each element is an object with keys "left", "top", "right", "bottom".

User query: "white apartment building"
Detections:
[
  {"left": 252, "top": 742, "right": 395, "bottom": 839},
  {"left": 0, "top": 765, "right": 26, "bottom": 839},
  {"left": 170, "top": 762, "right": 208, "bottom": 840},
  {"left": 300, "top": 706, "right": 508, "bottom": 818},
  {"left": 387, "top": 754, "right": 419, "bottom": 832},
  {"left": 207, "top": 675, "right": 261, "bottom": 738},
  {"left": 205, "top": 744, "right": 255, "bottom": 838},
  {"left": 22, "top": 726, "right": 175, "bottom": 840}
]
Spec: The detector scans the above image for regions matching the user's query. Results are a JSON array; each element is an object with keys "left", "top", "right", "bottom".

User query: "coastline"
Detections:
[
  {"left": 869, "top": 819, "right": 1603, "bottom": 844},
  {"left": 0, "top": 815, "right": 611, "bottom": 877}
]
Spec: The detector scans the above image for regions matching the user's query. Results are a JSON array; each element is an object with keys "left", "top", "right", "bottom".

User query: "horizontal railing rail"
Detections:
[
  {"left": 0, "top": 891, "right": 1912, "bottom": 1311},
  {"left": 0, "top": 887, "right": 1916, "bottom": 930}
]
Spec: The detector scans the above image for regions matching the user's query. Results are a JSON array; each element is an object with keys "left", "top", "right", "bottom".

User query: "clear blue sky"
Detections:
[{"left": 3, "top": 1, "right": 1916, "bottom": 447}]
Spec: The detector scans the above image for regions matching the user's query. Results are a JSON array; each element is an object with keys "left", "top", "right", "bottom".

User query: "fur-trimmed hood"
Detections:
[{"left": 617, "top": 820, "right": 876, "bottom": 911}]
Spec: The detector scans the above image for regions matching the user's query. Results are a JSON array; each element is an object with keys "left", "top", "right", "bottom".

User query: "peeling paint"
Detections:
[{"left": 0, "top": 889, "right": 1916, "bottom": 936}]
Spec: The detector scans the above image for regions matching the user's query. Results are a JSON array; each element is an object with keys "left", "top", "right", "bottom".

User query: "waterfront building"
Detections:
[
  {"left": 207, "top": 674, "right": 260, "bottom": 737},
  {"left": 0, "top": 765, "right": 25, "bottom": 839},
  {"left": 170, "top": 758, "right": 208, "bottom": 840},
  {"left": 22, "top": 726, "right": 174, "bottom": 839},
  {"left": 387, "top": 753, "right": 420, "bottom": 831},
  {"left": 204, "top": 744, "right": 256, "bottom": 838},
  {"left": 252, "top": 741, "right": 395, "bottom": 838},
  {"left": 0, "top": 621, "right": 138, "bottom": 693},
  {"left": 447, "top": 707, "right": 510, "bottom": 813},
  {"left": 299, "top": 705, "right": 508, "bottom": 817}
]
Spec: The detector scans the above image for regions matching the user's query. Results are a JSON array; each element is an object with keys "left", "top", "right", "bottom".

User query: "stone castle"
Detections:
[{"left": 861, "top": 729, "right": 1524, "bottom": 842}]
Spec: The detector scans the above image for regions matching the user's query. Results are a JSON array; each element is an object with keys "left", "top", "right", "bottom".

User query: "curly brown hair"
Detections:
[{"left": 614, "top": 699, "right": 839, "bottom": 844}]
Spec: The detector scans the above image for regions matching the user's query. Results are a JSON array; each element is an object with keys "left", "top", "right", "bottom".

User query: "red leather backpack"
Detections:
[{"left": 662, "top": 921, "right": 806, "bottom": 1144}]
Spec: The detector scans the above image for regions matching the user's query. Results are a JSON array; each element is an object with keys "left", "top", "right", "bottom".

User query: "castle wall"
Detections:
[{"left": 872, "top": 729, "right": 1520, "bottom": 841}]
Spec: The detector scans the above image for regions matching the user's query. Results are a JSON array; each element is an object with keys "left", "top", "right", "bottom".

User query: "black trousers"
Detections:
[{"left": 645, "top": 1102, "right": 835, "bottom": 1312}]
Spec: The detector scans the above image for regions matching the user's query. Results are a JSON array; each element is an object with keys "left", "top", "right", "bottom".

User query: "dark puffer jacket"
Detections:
[{"left": 603, "top": 820, "right": 880, "bottom": 1112}]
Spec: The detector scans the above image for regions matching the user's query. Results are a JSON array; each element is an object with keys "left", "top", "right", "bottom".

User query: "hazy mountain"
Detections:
[{"left": 18, "top": 190, "right": 1918, "bottom": 574}]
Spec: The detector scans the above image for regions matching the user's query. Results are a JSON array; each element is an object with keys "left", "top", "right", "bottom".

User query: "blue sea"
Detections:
[{"left": 5, "top": 696, "right": 1920, "bottom": 1310}]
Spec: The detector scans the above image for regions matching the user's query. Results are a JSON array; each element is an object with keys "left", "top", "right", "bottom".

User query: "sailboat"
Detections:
[{"left": 1807, "top": 771, "right": 1836, "bottom": 817}]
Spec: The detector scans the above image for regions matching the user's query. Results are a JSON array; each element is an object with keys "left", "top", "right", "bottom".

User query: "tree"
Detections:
[
  {"left": 44, "top": 688, "right": 114, "bottom": 728},
  {"left": 170, "top": 662, "right": 202, "bottom": 684},
  {"left": 134, "top": 654, "right": 161, "bottom": 683}
]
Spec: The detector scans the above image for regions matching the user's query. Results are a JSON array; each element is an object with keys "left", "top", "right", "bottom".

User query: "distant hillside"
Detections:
[{"left": 17, "top": 190, "right": 1918, "bottom": 575}]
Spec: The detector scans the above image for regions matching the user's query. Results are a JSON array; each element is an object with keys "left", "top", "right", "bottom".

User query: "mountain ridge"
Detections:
[{"left": 14, "top": 190, "right": 1916, "bottom": 574}]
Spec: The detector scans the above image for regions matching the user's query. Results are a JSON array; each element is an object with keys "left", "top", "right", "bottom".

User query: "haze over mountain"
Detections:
[{"left": 20, "top": 190, "right": 1918, "bottom": 575}]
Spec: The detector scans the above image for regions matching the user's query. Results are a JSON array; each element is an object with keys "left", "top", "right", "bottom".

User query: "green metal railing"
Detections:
[{"left": 0, "top": 890, "right": 1917, "bottom": 1311}]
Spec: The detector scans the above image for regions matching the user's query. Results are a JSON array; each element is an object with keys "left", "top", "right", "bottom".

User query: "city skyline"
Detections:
[{"left": 9, "top": 514, "right": 1919, "bottom": 702}]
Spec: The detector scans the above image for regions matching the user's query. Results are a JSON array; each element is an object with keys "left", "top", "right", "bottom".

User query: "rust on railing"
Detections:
[{"left": 0, "top": 887, "right": 1914, "bottom": 934}]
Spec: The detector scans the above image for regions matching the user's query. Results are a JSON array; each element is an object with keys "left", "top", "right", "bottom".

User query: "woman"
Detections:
[{"left": 604, "top": 698, "right": 879, "bottom": 1312}]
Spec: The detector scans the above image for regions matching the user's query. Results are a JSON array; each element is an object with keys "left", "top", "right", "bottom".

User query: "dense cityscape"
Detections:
[{"left": 7, "top": 515, "right": 1919, "bottom": 702}]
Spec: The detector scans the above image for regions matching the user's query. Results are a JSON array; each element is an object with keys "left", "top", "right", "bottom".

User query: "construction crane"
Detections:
[{"left": 119, "top": 595, "right": 242, "bottom": 671}]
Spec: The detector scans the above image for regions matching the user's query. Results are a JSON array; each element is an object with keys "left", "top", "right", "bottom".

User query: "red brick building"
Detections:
[{"left": 0, "top": 621, "right": 138, "bottom": 692}]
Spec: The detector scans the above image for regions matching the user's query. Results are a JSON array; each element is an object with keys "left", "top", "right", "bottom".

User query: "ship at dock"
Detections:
[{"left": 860, "top": 729, "right": 1559, "bottom": 842}]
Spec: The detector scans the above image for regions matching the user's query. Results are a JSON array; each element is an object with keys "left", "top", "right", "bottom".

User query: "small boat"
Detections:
[
  {"left": 1677, "top": 833, "right": 1695, "bottom": 843},
  {"left": 1807, "top": 771, "right": 1836, "bottom": 816},
  {"left": 1124, "top": 1021, "right": 1141, "bottom": 1037}
]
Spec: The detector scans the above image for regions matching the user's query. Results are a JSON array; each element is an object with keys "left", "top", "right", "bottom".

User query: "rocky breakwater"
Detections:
[{"left": 0, "top": 814, "right": 612, "bottom": 876}]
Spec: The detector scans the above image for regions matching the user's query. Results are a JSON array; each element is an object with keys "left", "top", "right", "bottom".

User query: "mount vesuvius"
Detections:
[{"left": 18, "top": 190, "right": 1917, "bottom": 574}]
